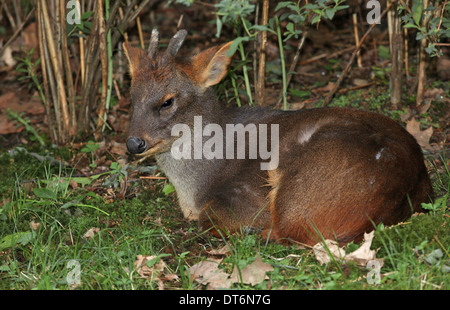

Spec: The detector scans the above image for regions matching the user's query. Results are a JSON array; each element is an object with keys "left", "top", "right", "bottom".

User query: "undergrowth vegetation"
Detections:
[
  {"left": 0, "top": 109, "right": 448, "bottom": 290},
  {"left": 0, "top": 0, "right": 449, "bottom": 292}
]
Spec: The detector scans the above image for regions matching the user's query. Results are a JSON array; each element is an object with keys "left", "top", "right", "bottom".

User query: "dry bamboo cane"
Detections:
[
  {"left": 40, "top": 1, "right": 61, "bottom": 143},
  {"left": 94, "top": 1, "right": 108, "bottom": 141},
  {"left": 352, "top": 13, "right": 362, "bottom": 68},
  {"left": 416, "top": 0, "right": 430, "bottom": 106},
  {"left": 390, "top": 0, "right": 404, "bottom": 108},
  {"left": 59, "top": 0, "right": 77, "bottom": 136},
  {"left": 256, "top": 0, "right": 268, "bottom": 106},
  {"left": 40, "top": 0, "right": 70, "bottom": 143},
  {"left": 36, "top": 1, "right": 56, "bottom": 143}
]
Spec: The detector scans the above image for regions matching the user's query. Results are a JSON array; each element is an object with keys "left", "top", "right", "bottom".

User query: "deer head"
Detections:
[{"left": 123, "top": 29, "right": 234, "bottom": 157}]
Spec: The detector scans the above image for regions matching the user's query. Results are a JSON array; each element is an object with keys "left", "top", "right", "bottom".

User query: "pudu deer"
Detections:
[{"left": 123, "top": 29, "right": 432, "bottom": 245}]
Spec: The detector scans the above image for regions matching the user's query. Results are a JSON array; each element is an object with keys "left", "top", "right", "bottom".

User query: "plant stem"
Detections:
[
  {"left": 276, "top": 16, "right": 287, "bottom": 110},
  {"left": 231, "top": 75, "right": 241, "bottom": 107},
  {"left": 7, "top": 109, "right": 45, "bottom": 147},
  {"left": 238, "top": 42, "right": 253, "bottom": 105}
]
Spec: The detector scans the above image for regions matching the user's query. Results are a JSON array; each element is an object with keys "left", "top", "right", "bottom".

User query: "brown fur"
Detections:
[{"left": 124, "top": 31, "right": 433, "bottom": 246}]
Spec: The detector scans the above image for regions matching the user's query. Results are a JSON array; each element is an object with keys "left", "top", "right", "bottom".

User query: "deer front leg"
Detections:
[{"left": 198, "top": 188, "right": 272, "bottom": 238}]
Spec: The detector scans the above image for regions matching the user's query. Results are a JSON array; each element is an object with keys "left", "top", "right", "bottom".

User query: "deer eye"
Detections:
[{"left": 160, "top": 97, "right": 174, "bottom": 111}]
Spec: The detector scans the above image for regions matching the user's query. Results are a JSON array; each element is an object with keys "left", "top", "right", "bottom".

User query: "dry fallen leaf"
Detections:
[
  {"left": 313, "top": 240, "right": 346, "bottom": 265},
  {"left": 1, "top": 46, "right": 16, "bottom": 67},
  {"left": 30, "top": 220, "right": 40, "bottom": 231},
  {"left": 344, "top": 231, "right": 383, "bottom": 267},
  {"left": 406, "top": 118, "right": 434, "bottom": 151},
  {"left": 134, "top": 255, "right": 167, "bottom": 279},
  {"left": 230, "top": 254, "right": 274, "bottom": 286},
  {"left": 313, "top": 231, "right": 384, "bottom": 267},
  {"left": 83, "top": 227, "right": 100, "bottom": 240},
  {"left": 189, "top": 258, "right": 232, "bottom": 289},
  {"left": 134, "top": 255, "right": 167, "bottom": 289},
  {"left": 207, "top": 244, "right": 230, "bottom": 257}
]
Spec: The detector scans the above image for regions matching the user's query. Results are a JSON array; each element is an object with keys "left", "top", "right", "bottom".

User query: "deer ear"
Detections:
[
  {"left": 189, "top": 41, "right": 234, "bottom": 89},
  {"left": 123, "top": 43, "right": 146, "bottom": 79}
]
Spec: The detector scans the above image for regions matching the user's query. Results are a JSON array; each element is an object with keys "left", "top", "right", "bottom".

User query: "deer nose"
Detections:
[{"left": 126, "top": 137, "right": 147, "bottom": 154}]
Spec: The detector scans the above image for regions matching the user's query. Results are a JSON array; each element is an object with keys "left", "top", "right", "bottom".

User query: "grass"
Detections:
[{"left": 0, "top": 137, "right": 448, "bottom": 291}]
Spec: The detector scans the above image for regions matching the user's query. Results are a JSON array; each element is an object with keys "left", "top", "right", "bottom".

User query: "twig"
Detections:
[
  {"left": 139, "top": 176, "right": 167, "bottom": 180},
  {"left": 0, "top": 8, "right": 35, "bottom": 57},
  {"left": 298, "top": 46, "right": 354, "bottom": 65},
  {"left": 113, "top": 79, "right": 121, "bottom": 100},
  {"left": 323, "top": 2, "right": 393, "bottom": 106},
  {"left": 436, "top": 0, "right": 447, "bottom": 33},
  {"left": 135, "top": 5, "right": 144, "bottom": 49},
  {"left": 337, "top": 81, "right": 376, "bottom": 93},
  {"left": 177, "top": 14, "right": 184, "bottom": 29},
  {"left": 398, "top": 0, "right": 412, "bottom": 13}
]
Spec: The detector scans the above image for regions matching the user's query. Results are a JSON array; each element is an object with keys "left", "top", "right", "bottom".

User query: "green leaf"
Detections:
[
  {"left": 227, "top": 36, "right": 249, "bottom": 57},
  {"left": 289, "top": 88, "right": 311, "bottom": 98},
  {"left": 404, "top": 22, "right": 418, "bottom": 29},
  {"left": 69, "top": 177, "right": 92, "bottom": 187},
  {"left": 0, "top": 231, "right": 34, "bottom": 251},
  {"left": 378, "top": 45, "right": 391, "bottom": 60},
  {"left": 286, "top": 22, "right": 294, "bottom": 33},
  {"left": 311, "top": 15, "right": 321, "bottom": 24},
  {"left": 325, "top": 8, "right": 335, "bottom": 20},
  {"left": 413, "top": 3, "right": 423, "bottom": 25},
  {"left": 249, "top": 24, "right": 276, "bottom": 34},
  {"left": 163, "top": 183, "right": 175, "bottom": 195},
  {"left": 215, "top": 16, "right": 223, "bottom": 38},
  {"left": 275, "top": 1, "right": 293, "bottom": 11},
  {"left": 81, "top": 140, "right": 99, "bottom": 153},
  {"left": 33, "top": 187, "right": 57, "bottom": 200}
]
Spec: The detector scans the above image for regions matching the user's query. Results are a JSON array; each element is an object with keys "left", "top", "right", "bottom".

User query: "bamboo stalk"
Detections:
[
  {"left": 390, "top": 0, "right": 404, "bottom": 108},
  {"left": 352, "top": 13, "right": 362, "bottom": 68},
  {"left": 416, "top": 0, "right": 431, "bottom": 106},
  {"left": 36, "top": 1, "right": 56, "bottom": 143},
  {"left": 253, "top": 2, "right": 259, "bottom": 99},
  {"left": 256, "top": 0, "right": 268, "bottom": 106},
  {"left": 79, "top": 33, "right": 85, "bottom": 86},
  {"left": 60, "top": 0, "right": 77, "bottom": 135},
  {"left": 40, "top": 5, "right": 61, "bottom": 143},
  {"left": 404, "top": 0, "right": 410, "bottom": 79},
  {"left": 95, "top": 0, "right": 108, "bottom": 141},
  {"left": 78, "top": 3, "right": 100, "bottom": 132},
  {"left": 41, "top": 0, "right": 70, "bottom": 142}
]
